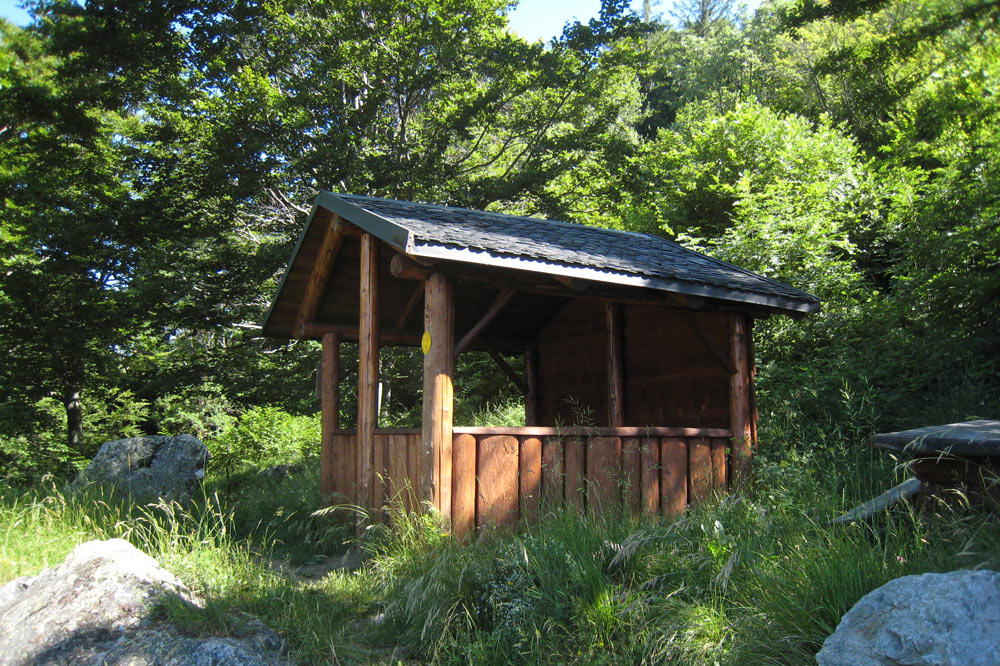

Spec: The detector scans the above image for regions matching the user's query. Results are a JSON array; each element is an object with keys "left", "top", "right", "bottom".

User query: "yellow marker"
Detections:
[{"left": 421, "top": 331, "right": 432, "bottom": 354}]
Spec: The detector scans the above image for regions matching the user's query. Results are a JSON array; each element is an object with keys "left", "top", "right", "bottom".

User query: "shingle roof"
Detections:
[{"left": 318, "top": 192, "right": 819, "bottom": 314}]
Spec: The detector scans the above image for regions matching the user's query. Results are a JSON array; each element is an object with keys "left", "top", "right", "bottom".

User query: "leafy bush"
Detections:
[
  {"left": 207, "top": 406, "right": 320, "bottom": 478},
  {"left": 155, "top": 382, "right": 236, "bottom": 441}
]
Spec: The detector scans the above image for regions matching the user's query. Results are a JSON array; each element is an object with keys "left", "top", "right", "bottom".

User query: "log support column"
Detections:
[
  {"left": 358, "top": 233, "right": 379, "bottom": 515},
  {"left": 422, "top": 273, "right": 455, "bottom": 520},
  {"left": 728, "top": 314, "right": 753, "bottom": 485},
  {"left": 606, "top": 302, "right": 625, "bottom": 428},
  {"left": 320, "top": 332, "right": 340, "bottom": 499}
]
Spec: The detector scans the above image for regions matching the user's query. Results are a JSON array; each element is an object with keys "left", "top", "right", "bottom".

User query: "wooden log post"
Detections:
[
  {"left": 422, "top": 272, "right": 455, "bottom": 520},
  {"left": 729, "top": 314, "right": 753, "bottom": 485},
  {"left": 606, "top": 302, "right": 625, "bottom": 428},
  {"left": 320, "top": 332, "right": 340, "bottom": 500},
  {"left": 358, "top": 233, "right": 379, "bottom": 517}
]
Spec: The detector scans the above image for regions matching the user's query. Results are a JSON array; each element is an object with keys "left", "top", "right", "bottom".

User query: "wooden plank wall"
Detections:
[
  {"left": 323, "top": 429, "right": 729, "bottom": 536},
  {"left": 536, "top": 301, "right": 732, "bottom": 430}
]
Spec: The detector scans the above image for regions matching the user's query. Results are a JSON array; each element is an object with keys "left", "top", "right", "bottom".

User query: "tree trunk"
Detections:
[{"left": 65, "top": 388, "right": 83, "bottom": 452}]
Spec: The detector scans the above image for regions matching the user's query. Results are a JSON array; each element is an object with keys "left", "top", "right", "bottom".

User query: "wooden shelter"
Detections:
[{"left": 263, "top": 192, "right": 819, "bottom": 536}]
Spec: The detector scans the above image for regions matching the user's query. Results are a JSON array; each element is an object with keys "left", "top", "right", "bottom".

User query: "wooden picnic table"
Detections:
[{"left": 871, "top": 420, "right": 1000, "bottom": 484}]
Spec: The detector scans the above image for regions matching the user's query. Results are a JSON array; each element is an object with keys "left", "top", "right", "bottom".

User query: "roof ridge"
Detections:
[{"left": 332, "top": 192, "right": 677, "bottom": 243}]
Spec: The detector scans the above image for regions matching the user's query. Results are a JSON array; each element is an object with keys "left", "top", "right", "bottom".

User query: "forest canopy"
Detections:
[{"left": 1, "top": 0, "right": 998, "bottom": 480}]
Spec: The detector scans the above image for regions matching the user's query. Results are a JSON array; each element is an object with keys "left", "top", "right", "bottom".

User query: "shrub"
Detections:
[
  {"left": 207, "top": 406, "right": 320, "bottom": 478},
  {"left": 155, "top": 382, "right": 236, "bottom": 441}
]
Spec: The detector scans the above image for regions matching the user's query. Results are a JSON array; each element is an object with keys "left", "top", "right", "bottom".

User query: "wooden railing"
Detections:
[{"left": 322, "top": 426, "right": 732, "bottom": 538}]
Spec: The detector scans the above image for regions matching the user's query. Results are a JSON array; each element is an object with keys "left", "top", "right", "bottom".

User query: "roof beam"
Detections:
[
  {"left": 487, "top": 349, "right": 529, "bottom": 394},
  {"left": 390, "top": 253, "right": 433, "bottom": 280},
  {"left": 302, "top": 321, "right": 529, "bottom": 353},
  {"left": 680, "top": 310, "right": 737, "bottom": 375},
  {"left": 454, "top": 288, "right": 517, "bottom": 357},
  {"left": 295, "top": 214, "right": 344, "bottom": 338},
  {"left": 394, "top": 280, "right": 425, "bottom": 329}
]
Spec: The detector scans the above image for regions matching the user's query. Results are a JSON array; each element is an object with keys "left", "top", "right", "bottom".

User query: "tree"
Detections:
[
  {"left": 1, "top": 0, "right": 655, "bottom": 457},
  {"left": 670, "top": 0, "right": 737, "bottom": 36},
  {"left": 0, "top": 19, "right": 150, "bottom": 452}
]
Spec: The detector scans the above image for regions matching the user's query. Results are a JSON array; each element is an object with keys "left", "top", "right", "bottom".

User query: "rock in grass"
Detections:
[
  {"left": 0, "top": 539, "right": 286, "bottom": 666},
  {"left": 259, "top": 463, "right": 304, "bottom": 482},
  {"left": 816, "top": 569, "right": 1000, "bottom": 666},
  {"left": 72, "top": 434, "right": 209, "bottom": 503}
]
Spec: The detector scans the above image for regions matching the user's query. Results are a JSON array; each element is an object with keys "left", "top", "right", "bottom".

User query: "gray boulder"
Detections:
[
  {"left": 259, "top": 463, "right": 304, "bottom": 482},
  {"left": 816, "top": 569, "right": 1000, "bottom": 666},
  {"left": 73, "top": 435, "right": 209, "bottom": 502},
  {"left": 0, "top": 539, "right": 287, "bottom": 666}
]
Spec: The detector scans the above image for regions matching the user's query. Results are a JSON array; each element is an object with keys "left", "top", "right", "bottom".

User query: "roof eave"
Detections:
[
  {"left": 408, "top": 243, "right": 821, "bottom": 316},
  {"left": 261, "top": 197, "right": 327, "bottom": 337},
  {"left": 317, "top": 191, "right": 412, "bottom": 253},
  {"left": 261, "top": 192, "right": 414, "bottom": 337}
]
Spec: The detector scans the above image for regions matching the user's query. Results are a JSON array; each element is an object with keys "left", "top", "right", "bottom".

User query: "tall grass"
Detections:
[{"left": 3, "top": 436, "right": 998, "bottom": 665}]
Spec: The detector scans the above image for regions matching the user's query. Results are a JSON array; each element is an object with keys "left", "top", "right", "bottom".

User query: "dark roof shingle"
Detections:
[{"left": 329, "top": 193, "right": 819, "bottom": 313}]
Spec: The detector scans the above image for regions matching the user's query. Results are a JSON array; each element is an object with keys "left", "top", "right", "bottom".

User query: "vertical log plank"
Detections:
[
  {"left": 640, "top": 437, "right": 660, "bottom": 515},
  {"left": 388, "top": 433, "right": 410, "bottom": 512},
  {"left": 372, "top": 433, "right": 387, "bottom": 522},
  {"left": 688, "top": 437, "right": 712, "bottom": 505},
  {"left": 729, "top": 314, "right": 752, "bottom": 485},
  {"left": 565, "top": 436, "right": 585, "bottom": 512},
  {"left": 541, "top": 436, "right": 564, "bottom": 507},
  {"left": 710, "top": 438, "right": 728, "bottom": 491},
  {"left": 477, "top": 435, "right": 519, "bottom": 529},
  {"left": 334, "top": 434, "right": 346, "bottom": 504},
  {"left": 452, "top": 433, "right": 477, "bottom": 541},
  {"left": 357, "top": 233, "right": 379, "bottom": 514},
  {"left": 520, "top": 436, "right": 542, "bottom": 522},
  {"left": 622, "top": 437, "right": 642, "bottom": 513},
  {"left": 422, "top": 273, "right": 455, "bottom": 518},
  {"left": 606, "top": 303, "right": 625, "bottom": 428},
  {"left": 660, "top": 438, "right": 688, "bottom": 517},
  {"left": 407, "top": 433, "right": 421, "bottom": 508},
  {"left": 524, "top": 348, "right": 539, "bottom": 426},
  {"left": 320, "top": 333, "right": 340, "bottom": 498},
  {"left": 321, "top": 433, "right": 337, "bottom": 501},
  {"left": 340, "top": 433, "right": 357, "bottom": 505},
  {"left": 587, "top": 436, "right": 622, "bottom": 515}
]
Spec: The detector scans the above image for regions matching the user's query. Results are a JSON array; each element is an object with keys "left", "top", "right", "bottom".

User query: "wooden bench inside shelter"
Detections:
[{"left": 262, "top": 193, "right": 820, "bottom": 538}]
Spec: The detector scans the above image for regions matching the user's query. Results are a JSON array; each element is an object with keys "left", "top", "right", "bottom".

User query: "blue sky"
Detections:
[
  {"left": 508, "top": 0, "right": 765, "bottom": 42},
  {"left": 0, "top": 0, "right": 29, "bottom": 26},
  {"left": 1, "top": 1, "right": 764, "bottom": 41}
]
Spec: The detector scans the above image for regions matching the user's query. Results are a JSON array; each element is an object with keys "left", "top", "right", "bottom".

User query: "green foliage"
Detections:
[
  {"left": 155, "top": 382, "right": 236, "bottom": 441},
  {"left": 468, "top": 401, "right": 526, "bottom": 428},
  {"left": 207, "top": 406, "right": 320, "bottom": 478}
]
